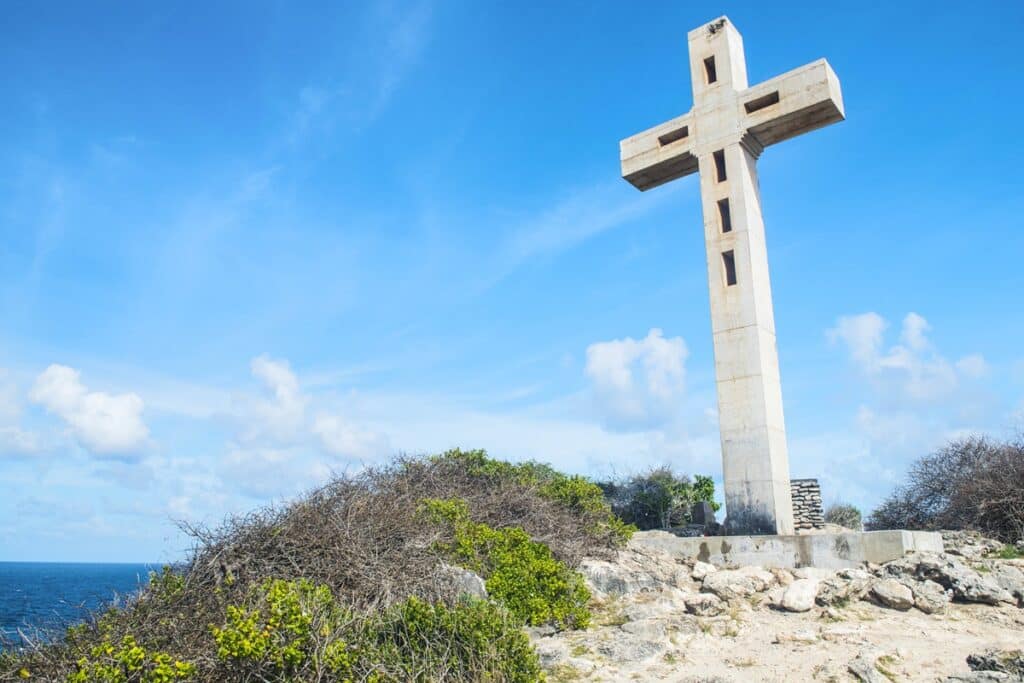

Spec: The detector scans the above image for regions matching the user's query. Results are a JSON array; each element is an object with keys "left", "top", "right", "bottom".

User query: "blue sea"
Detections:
[{"left": 0, "top": 562, "right": 152, "bottom": 648}]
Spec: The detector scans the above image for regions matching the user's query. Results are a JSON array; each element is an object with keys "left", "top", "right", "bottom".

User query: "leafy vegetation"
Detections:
[
  {"left": 209, "top": 578, "right": 541, "bottom": 682},
  {"left": 994, "top": 545, "right": 1024, "bottom": 560},
  {"left": 430, "top": 449, "right": 635, "bottom": 545},
  {"left": 2, "top": 448, "right": 632, "bottom": 681},
  {"left": 421, "top": 498, "right": 590, "bottom": 629},
  {"left": 824, "top": 502, "right": 863, "bottom": 531},
  {"left": 598, "top": 467, "right": 720, "bottom": 531},
  {"left": 1, "top": 449, "right": 721, "bottom": 681},
  {"left": 67, "top": 635, "right": 195, "bottom": 683}
]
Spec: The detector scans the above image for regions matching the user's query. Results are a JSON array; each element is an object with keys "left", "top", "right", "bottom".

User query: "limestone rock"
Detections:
[
  {"left": 623, "top": 587, "right": 688, "bottom": 621},
  {"left": 691, "top": 560, "right": 717, "bottom": 581},
  {"left": 701, "top": 569, "right": 759, "bottom": 600},
  {"left": 773, "top": 628, "right": 819, "bottom": 644},
  {"left": 595, "top": 632, "right": 666, "bottom": 662},
  {"left": 871, "top": 578, "right": 914, "bottom": 611},
  {"left": 620, "top": 617, "right": 667, "bottom": 640},
  {"left": 991, "top": 564, "right": 1024, "bottom": 606},
  {"left": 913, "top": 579, "right": 951, "bottom": 614},
  {"left": 439, "top": 563, "right": 487, "bottom": 599},
  {"left": 780, "top": 579, "right": 819, "bottom": 613},
  {"left": 817, "top": 570, "right": 872, "bottom": 607},
  {"left": 771, "top": 567, "right": 795, "bottom": 587},
  {"left": 848, "top": 651, "right": 892, "bottom": 683},
  {"left": 735, "top": 565, "right": 776, "bottom": 590},
  {"left": 946, "top": 673, "right": 1013, "bottom": 682},
  {"left": 942, "top": 530, "right": 1005, "bottom": 561},
  {"left": 967, "top": 650, "right": 1024, "bottom": 678},
  {"left": 531, "top": 637, "right": 569, "bottom": 668},
  {"left": 883, "top": 553, "right": 1014, "bottom": 605},
  {"left": 685, "top": 592, "right": 725, "bottom": 617},
  {"left": 579, "top": 559, "right": 658, "bottom": 597}
]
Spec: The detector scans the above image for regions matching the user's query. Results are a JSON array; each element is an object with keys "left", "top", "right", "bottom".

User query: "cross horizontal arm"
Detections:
[
  {"left": 620, "top": 112, "right": 698, "bottom": 191},
  {"left": 741, "top": 59, "right": 844, "bottom": 149}
]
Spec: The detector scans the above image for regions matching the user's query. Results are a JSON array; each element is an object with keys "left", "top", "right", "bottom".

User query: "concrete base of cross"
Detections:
[{"left": 631, "top": 529, "right": 944, "bottom": 569}]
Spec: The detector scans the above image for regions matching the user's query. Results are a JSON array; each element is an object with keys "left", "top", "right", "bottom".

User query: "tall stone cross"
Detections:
[{"left": 620, "top": 17, "right": 844, "bottom": 535}]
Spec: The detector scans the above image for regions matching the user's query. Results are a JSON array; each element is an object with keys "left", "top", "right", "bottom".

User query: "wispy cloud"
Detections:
[{"left": 827, "top": 311, "right": 984, "bottom": 400}]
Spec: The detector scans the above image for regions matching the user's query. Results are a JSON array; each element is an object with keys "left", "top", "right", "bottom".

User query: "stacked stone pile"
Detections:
[{"left": 790, "top": 478, "right": 825, "bottom": 530}]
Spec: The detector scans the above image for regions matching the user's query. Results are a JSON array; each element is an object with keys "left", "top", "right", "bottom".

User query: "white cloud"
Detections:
[
  {"left": 29, "top": 364, "right": 148, "bottom": 455},
  {"left": 241, "top": 355, "right": 309, "bottom": 444},
  {"left": 955, "top": 353, "right": 989, "bottom": 379},
  {"left": 221, "top": 355, "right": 392, "bottom": 499},
  {"left": 0, "top": 426, "right": 42, "bottom": 455},
  {"left": 828, "top": 312, "right": 983, "bottom": 400},
  {"left": 0, "top": 369, "right": 42, "bottom": 456},
  {"left": 585, "top": 328, "right": 688, "bottom": 430},
  {"left": 826, "top": 311, "right": 885, "bottom": 369},
  {"left": 312, "top": 413, "right": 391, "bottom": 462}
]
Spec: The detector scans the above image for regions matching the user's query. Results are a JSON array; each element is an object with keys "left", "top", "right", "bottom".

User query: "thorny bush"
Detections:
[{"left": 1, "top": 448, "right": 621, "bottom": 681}]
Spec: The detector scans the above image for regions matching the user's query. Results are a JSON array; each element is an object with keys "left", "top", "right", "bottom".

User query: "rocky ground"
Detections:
[{"left": 529, "top": 531, "right": 1024, "bottom": 682}]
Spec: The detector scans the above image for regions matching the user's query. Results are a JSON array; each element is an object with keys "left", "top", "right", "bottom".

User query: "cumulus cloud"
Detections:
[
  {"left": 312, "top": 413, "right": 390, "bottom": 462},
  {"left": 585, "top": 328, "right": 688, "bottom": 430},
  {"left": 827, "top": 312, "right": 983, "bottom": 400},
  {"left": 29, "top": 364, "right": 148, "bottom": 455}
]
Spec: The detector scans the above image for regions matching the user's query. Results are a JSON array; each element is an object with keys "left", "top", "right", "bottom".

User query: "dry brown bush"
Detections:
[{"left": 867, "top": 434, "right": 1024, "bottom": 543}]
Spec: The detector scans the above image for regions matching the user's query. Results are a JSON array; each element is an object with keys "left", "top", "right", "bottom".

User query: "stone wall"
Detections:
[{"left": 790, "top": 479, "right": 825, "bottom": 531}]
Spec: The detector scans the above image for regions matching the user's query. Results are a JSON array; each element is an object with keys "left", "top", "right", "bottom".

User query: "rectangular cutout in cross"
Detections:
[
  {"left": 744, "top": 90, "right": 780, "bottom": 114},
  {"left": 703, "top": 56, "right": 717, "bottom": 84},
  {"left": 657, "top": 126, "right": 689, "bottom": 146},
  {"left": 717, "top": 198, "right": 732, "bottom": 233},
  {"left": 713, "top": 149, "right": 727, "bottom": 182},
  {"left": 722, "top": 250, "right": 737, "bottom": 286}
]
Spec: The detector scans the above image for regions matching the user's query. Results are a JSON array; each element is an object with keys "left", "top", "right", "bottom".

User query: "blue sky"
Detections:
[{"left": 2, "top": 1, "right": 1022, "bottom": 562}]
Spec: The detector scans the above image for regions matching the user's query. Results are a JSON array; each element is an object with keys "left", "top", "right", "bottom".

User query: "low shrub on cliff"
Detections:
[
  {"left": 421, "top": 498, "right": 590, "bottom": 629},
  {"left": 2, "top": 448, "right": 619, "bottom": 681},
  {"left": 209, "top": 578, "right": 540, "bottom": 682}
]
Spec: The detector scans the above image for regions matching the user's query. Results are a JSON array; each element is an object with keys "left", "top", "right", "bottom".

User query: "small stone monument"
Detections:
[{"left": 691, "top": 501, "right": 716, "bottom": 527}]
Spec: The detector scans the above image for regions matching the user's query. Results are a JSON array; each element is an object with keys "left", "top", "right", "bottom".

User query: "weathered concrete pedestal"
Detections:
[{"left": 632, "top": 530, "right": 945, "bottom": 570}]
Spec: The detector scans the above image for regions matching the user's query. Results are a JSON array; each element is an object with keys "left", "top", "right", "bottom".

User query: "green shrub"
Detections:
[
  {"left": 824, "top": 502, "right": 863, "bottom": 530},
  {"left": 209, "top": 578, "right": 541, "bottom": 682},
  {"left": 599, "top": 467, "right": 720, "bottom": 531},
  {"left": 147, "top": 567, "right": 186, "bottom": 602},
  {"left": 994, "top": 544, "right": 1024, "bottom": 560},
  {"left": 211, "top": 578, "right": 350, "bottom": 678},
  {"left": 421, "top": 498, "right": 591, "bottom": 629},
  {"left": 430, "top": 449, "right": 634, "bottom": 545},
  {"left": 368, "top": 596, "right": 542, "bottom": 682},
  {"left": 67, "top": 635, "right": 195, "bottom": 683}
]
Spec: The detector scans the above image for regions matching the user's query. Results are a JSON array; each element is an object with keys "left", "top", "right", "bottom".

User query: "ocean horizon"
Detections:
[{"left": 0, "top": 561, "right": 154, "bottom": 649}]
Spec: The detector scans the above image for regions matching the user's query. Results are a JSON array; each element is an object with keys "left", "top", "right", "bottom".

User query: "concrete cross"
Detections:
[{"left": 619, "top": 16, "right": 844, "bottom": 535}]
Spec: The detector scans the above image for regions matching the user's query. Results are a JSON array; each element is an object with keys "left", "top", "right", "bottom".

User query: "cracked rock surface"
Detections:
[{"left": 532, "top": 530, "right": 1024, "bottom": 681}]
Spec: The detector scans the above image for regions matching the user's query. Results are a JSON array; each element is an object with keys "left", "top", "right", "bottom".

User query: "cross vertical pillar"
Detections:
[
  {"left": 689, "top": 22, "right": 793, "bottom": 535},
  {"left": 619, "top": 16, "right": 844, "bottom": 536}
]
